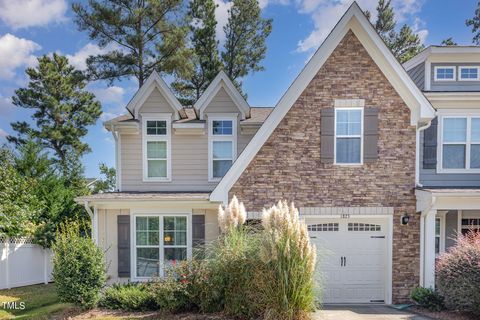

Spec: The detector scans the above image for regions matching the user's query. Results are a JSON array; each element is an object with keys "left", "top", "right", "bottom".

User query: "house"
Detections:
[{"left": 75, "top": 2, "right": 479, "bottom": 305}]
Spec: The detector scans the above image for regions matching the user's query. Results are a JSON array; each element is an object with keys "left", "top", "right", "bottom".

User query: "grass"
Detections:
[{"left": 0, "top": 283, "right": 72, "bottom": 319}]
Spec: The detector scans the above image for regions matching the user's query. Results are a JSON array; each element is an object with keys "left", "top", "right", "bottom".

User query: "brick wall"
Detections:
[{"left": 229, "top": 30, "right": 419, "bottom": 303}]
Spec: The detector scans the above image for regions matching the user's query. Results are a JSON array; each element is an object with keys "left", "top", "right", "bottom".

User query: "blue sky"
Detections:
[{"left": 0, "top": 0, "right": 478, "bottom": 178}]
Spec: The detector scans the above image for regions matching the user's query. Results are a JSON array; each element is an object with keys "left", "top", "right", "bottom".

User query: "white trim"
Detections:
[
  {"left": 435, "top": 213, "right": 446, "bottom": 256},
  {"left": 208, "top": 115, "right": 237, "bottom": 182},
  {"left": 334, "top": 107, "right": 364, "bottom": 165},
  {"left": 458, "top": 66, "right": 480, "bottom": 81},
  {"left": 126, "top": 71, "right": 182, "bottom": 120},
  {"left": 142, "top": 115, "right": 172, "bottom": 182},
  {"left": 194, "top": 71, "right": 250, "bottom": 120},
  {"left": 172, "top": 122, "right": 205, "bottom": 129},
  {"left": 434, "top": 66, "right": 456, "bottom": 82},
  {"left": 425, "top": 57, "right": 431, "bottom": 91},
  {"left": 131, "top": 212, "right": 192, "bottom": 281},
  {"left": 210, "top": 2, "right": 434, "bottom": 203},
  {"left": 437, "top": 115, "right": 480, "bottom": 173},
  {"left": 93, "top": 206, "right": 99, "bottom": 245},
  {"left": 403, "top": 46, "right": 480, "bottom": 71}
]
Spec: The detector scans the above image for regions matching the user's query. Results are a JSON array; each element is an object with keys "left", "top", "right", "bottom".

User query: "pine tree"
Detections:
[
  {"left": 72, "top": 0, "right": 192, "bottom": 87},
  {"left": 467, "top": 2, "right": 480, "bottom": 44},
  {"left": 441, "top": 37, "right": 457, "bottom": 46}
]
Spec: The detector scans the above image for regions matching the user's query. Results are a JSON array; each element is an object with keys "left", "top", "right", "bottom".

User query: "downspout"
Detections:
[
  {"left": 416, "top": 120, "right": 432, "bottom": 187},
  {"left": 110, "top": 124, "right": 120, "bottom": 191}
]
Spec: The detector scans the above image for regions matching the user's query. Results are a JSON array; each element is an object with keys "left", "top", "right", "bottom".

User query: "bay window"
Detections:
[
  {"left": 335, "top": 108, "right": 363, "bottom": 164},
  {"left": 143, "top": 117, "right": 171, "bottom": 181},
  {"left": 209, "top": 117, "right": 236, "bottom": 180}
]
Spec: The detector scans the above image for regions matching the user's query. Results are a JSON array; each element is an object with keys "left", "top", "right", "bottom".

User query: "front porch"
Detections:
[{"left": 416, "top": 189, "right": 480, "bottom": 289}]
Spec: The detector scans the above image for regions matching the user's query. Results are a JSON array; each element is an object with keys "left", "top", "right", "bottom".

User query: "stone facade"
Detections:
[{"left": 229, "top": 30, "right": 419, "bottom": 303}]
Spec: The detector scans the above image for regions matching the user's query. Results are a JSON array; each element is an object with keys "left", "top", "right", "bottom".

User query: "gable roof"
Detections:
[
  {"left": 194, "top": 70, "right": 250, "bottom": 120},
  {"left": 126, "top": 71, "right": 183, "bottom": 120},
  {"left": 210, "top": 1, "right": 435, "bottom": 203}
]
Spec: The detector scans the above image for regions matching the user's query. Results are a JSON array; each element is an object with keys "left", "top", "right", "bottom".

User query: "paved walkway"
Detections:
[{"left": 313, "top": 305, "right": 432, "bottom": 320}]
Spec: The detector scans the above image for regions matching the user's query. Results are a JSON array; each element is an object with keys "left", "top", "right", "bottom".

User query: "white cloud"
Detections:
[
  {"left": 0, "top": 128, "right": 7, "bottom": 138},
  {"left": 91, "top": 86, "right": 125, "bottom": 104},
  {"left": 100, "top": 111, "right": 122, "bottom": 122},
  {"left": 66, "top": 43, "right": 119, "bottom": 71},
  {"left": 214, "top": 0, "right": 233, "bottom": 43},
  {"left": 0, "top": 34, "right": 41, "bottom": 79},
  {"left": 295, "top": 0, "right": 428, "bottom": 53},
  {"left": 0, "top": 0, "right": 67, "bottom": 29}
]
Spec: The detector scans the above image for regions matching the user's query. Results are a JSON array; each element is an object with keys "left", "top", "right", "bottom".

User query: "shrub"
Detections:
[
  {"left": 149, "top": 268, "right": 191, "bottom": 313},
  {"left": 258, "top": 200, "right": 317, "bottom": 320},
  {"left": 52, "top": 222, "right": 106, "bottom": 309},
  {"left": 100, "top": 283, "right": 157, "bottom": 311},
  {"left": 410, "top": 287, "right": 444, "bottom": 311},
  {"left": 437, "top": 231, "right": 480, "bottom": 315}
]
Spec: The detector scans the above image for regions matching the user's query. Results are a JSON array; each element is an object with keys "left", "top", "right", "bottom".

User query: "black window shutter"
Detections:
[
  {"left": 423, "top": 117, "right": 438, "bottom": 169},
  {"left": 320, "top": 108, "right": 335, "bottom": 163},
  {"left": 364, "top": 107, "right": 379, "bottom": 163},
  {"left": 117, "top": 215, "right": 131, "bottom": 278}
]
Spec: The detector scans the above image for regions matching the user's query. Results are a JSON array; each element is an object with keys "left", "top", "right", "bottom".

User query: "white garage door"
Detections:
[{"left": 308, "top": 218, "right": 388, "bottom": 304}]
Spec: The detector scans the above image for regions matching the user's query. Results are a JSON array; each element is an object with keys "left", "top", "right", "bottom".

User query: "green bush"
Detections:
[
  {"left": 52, "top": 222, "right": 106, "bottom": 309},
  {"left": 149, "top": 269, "right": 191, "bottom": 313},
  {"left": 410, "top": 287, "right": 444, "bottom": 311},
  {"left": 100, "top": 283, "right": 157, "bottom": 311}
]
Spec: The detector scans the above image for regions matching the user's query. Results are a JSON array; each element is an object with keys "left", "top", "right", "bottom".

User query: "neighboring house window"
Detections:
[
  {"left": 143, "top": 117, "right": 171, "bottom": 181},
  {"left": 459, "top": 66, "right": 480, "bottom": 81},
  {"left": 434, "top": 66, "right": 456, "bottom": 81},
  {"left": 209, "top": 117, "right": 236, "bottom": 180},
  {"left": 135, "top": 215, "right": 189, "bottom": 278},
  {"left": 440, "top": 116, "right": 480, "bottom": 171},
  {"left": 334, "top": 108, "right": 363, "bottom": 164},
  {"left": 435, "top": 218, "right": 440, "bottom": 254},
  {"left": 461, "top": 218, "right": 480, "bottom": 236}
]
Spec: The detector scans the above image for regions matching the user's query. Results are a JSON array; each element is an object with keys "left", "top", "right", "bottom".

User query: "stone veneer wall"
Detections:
[{"left": 229, "top": 30, "right": 419, "bottom": 303}]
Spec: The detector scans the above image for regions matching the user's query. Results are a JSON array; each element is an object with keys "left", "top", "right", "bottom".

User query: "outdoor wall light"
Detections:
[{"left": 401, "top": 213, "right": 410, "bottom": 225}]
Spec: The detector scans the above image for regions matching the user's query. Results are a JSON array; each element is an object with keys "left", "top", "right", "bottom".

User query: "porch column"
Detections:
[{"left": 424, "top": 209, "right": 437, "bottom": 289}]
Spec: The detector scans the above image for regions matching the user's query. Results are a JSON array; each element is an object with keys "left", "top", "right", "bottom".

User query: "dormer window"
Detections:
[
  {"left": 459, "top": 66, "right": 480, "bottom": 81},
  {"left": 143, "top": 116, "right": 171, "bottom": 181},
  {"left": 434, "top": 66, "right": 456, "bottom": 81},
  {"left": 208, "top": 116, "right": 236, "bottom": 181}
]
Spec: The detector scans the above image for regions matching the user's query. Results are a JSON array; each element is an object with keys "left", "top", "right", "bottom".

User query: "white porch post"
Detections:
[{"left": 424, "top": 209, "right": 437, "bottom": 289}]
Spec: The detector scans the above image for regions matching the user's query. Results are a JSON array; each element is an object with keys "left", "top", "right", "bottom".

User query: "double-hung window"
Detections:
[
  {"left": 434, "top": 66, "right": 456, "bottom": 81},
  {"left": 209, "top": 117, "right": 236, "bottom": 180},
  {"left": 440, "top": 116, "right": 480, "bottom": 171},
  {"left": 459, "top": 66, "right": 480, "bottom": 81},
  {"left": 143, "top": 117, "right": 171, "bottom": 181},
  {"left": 335, "top": 108, "right": 363, "bottom": 164},
  {"left": 135, "top": 215, "right": 189, "bottom": 278}
]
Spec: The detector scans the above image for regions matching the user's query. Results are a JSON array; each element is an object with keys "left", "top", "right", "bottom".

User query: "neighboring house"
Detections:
[{"left": 75, "top": 2, "right": 478, "bottom": 306}]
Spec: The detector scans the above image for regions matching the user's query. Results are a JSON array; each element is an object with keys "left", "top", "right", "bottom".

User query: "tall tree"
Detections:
[
  {"left": 441, "top": 37, "right": 457, "bottom": 46},
  {"left": 93, "top": 163, "right": 116, "bottom": 193},
  {"left": 467, "top": 2, "right": 480, "bottom": 44},
  {"left": 72, "top": 0, "right": 192, "bottom": 87},
  {"left": 8, "top": 54, "right": 101, "bottom": 176},
  {"left": 172, "top": 0, "right": 221, "bottom": 105},
  {"left": 222, "top": 0, "right": 272, "bottom": 90},
  {"left": 367, "top": 0, "right": 424, "bottom": 63}
]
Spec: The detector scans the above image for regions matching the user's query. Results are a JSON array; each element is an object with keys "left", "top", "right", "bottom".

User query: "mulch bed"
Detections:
[
  {"left": 409, "top": 306, "right": 478, "bottom": 320},
  {"left": 51, "top": 308, "right": 232, "bottom": 319}
]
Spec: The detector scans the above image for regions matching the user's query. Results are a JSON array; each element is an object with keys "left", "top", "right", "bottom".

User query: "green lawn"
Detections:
[{"left": 0, "top": 283, "right": 73, "bottom": 319}]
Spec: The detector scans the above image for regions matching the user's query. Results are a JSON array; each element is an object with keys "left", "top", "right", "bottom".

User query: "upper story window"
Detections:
[
  {"left": 334, "top": 108, "right": 363, "bottom": 165},
  {"left": 143, "top": 117, "right": 171, "bottom": 181},
  {"left": 459, "top": 66, "right": 480, "bottom": 81},
  {"left": 209, "top": 117, "right": 236, "bottom": 181},
  {"left": 434, "top": 66, "right": 456, "bottom": 81},
  {"left": 440, "top": 116, "right": 480, "bottom": 172}
]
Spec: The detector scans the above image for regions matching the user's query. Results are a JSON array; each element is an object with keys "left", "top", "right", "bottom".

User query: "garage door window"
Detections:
[
  {"left": 308, "top": 223, "right": 339, "bottom": 231},
  {"left": 348, "top": 223, "right": 381, "bottom": 231}
]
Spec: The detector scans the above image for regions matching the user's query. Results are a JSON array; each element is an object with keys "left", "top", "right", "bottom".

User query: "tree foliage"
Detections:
[
  {"left": 441, "top": 37, "right": 457, "bottom": 46},
  {"left": 72, "top": 0, "right": 192, "bottom": 87},
  {"left": 8, "top": 54, "right": 101, "bottom": 176},
  {"left": 93, "top": 163, "right": 116, "bottom": 193},
  {"left": 467, "top": 2, "right": 480, "bottom": 45}
]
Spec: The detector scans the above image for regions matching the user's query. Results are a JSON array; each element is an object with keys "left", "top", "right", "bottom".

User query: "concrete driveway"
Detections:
[{"left": 313, "top": 305, "right": 431, "bottom": 320}]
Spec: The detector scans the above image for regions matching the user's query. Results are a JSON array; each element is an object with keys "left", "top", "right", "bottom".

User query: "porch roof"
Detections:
[
  {"left": 416, "top": 188, "right": 480, "bottom": 212},
  {"left": 417, "top": 188, "right": 480, "bottom": 197},
  {"left": 75, "top": 191, "right": 212, "bottom": 203}
]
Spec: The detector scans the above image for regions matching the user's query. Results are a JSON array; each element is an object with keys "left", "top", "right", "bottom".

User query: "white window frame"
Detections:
[
  {"left": 334, "top": 107, "right": 364, "bottom": 165},
  {"left": 459, "top": 66, "right": 480, "bottom": 81},
  {"left": 435, "top": 212, "right": 446, "bottom": 256},
  {"left": 434, "top": 66, "right": 456, "bottom": 81},
  {"left": 438, "top": 114, "right": 480, "bottom": 173},
  {"left": 142, "top": 115, "right": 172, "bottom": 182},
  {"left": 208, "top": 114, "right": 237, "bottom": 181},
  {"left": 132, "top": 213, "right": 191, "bottom": 281}
]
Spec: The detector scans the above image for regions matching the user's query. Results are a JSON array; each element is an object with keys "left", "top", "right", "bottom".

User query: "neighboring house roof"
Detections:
[
  {"left": 76, "top": 191, "right": 212, "bottom": 202},
  {"left": 126, "top": 71, "right": 183, "bottom": 120},
  {"left": 193, "top": 70, "right": 251, "bottom": 120},
  {"left": 210, "top": 1, "right": 435, "bottom": 202},
  {"left": 243, "top": 107, "right": 274, "bottom": 124},
  {"left": 403, "top": 45, "right": 480, "bottom": 71}
]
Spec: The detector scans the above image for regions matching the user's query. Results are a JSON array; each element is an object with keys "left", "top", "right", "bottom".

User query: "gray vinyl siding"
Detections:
[
  {"left": 406, "top": 62, "right": 424, "bottom": 90},
  {"left": 138, "top": 87, "right": 176, "bottom": 113},
  {"left": 203, "top": 87, "right": 240, "bottom": 114},
  {"left": 445, "top": 210, "right": 458, "bottom": 250},
  {"left": 430, "top": 62, "right": 480, "bottom": 91},
  {"left": 419, "top": 131, "right": 480, "bottom": 187}
]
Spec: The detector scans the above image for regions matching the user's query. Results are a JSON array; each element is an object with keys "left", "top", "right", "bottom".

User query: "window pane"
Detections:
[
  {"left": 164, "top": 231, "right": 175, "bottom": 245},
  {"left": 176, "top": 231, "right": 187, "bottom": 246},
  {"left": 437, "top": 68, "right": 454, "bottom": 79},
  {"left": 435, "top": 218, "right": 440, "bottom": 236},
  {"left": 148, "top": 160, "right": 167, "bottom": 177},
  {"left": 136, "top": 248, "right": 159, "bottom": 277},
  {"left": 164, "top": 248, "right": 187, "bottom": 262},
  {"left": 443, "top": 118, "right": 467, "bottom": 142},
  {"left": 136, "top": 231, "right": 147, "bottom": 245},
  {"left": 212, "top": 120, "right": 233, "bottom": 135},
  {"left": 336, "top": 110, "right": 361, "bottom": 135},
  {"left": 443, "top": 144, "right": 466, "bottom": 168},
  {"left": 148, "top": 231, "right": 159, "bottom": 245},
  {"left": 461, "top": 68, "right": 478, "bottom": 79},
  {"left": 136, "top": 217, "right": 147, "bottom": 230},
  {"left": 213, "top": 160, "right": 232, "bottom": 177},
  {"left": 471, "top": 144, "right": 480, "bottom": 168},
  {"left": 146, "top": 120, "right": 166, "bottom": 135},
  {"left": 176, "top": 217, "right": 187, "bottom": 231},
  {"left": 336, "top": 138, "right": 361, "bottom": 163},
  {"left": 213, "top": 141, "right": 232, "bottom": 159},
  {"left": 148, "top": 217, "right": 159, "bottom": 231},
  {"left": 164, "top": 217, "right": 175, "bottom": 230},
  {"left": 147, "top": 141, "right": 167, "bottom": 158},
  {"left": 472, "top": 118, "right": 480, "bottom": 142}
]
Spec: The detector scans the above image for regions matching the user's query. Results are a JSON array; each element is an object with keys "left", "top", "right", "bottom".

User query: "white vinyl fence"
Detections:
[{"left": 0, "top": 237, "right": 53, "bottom": 289}]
